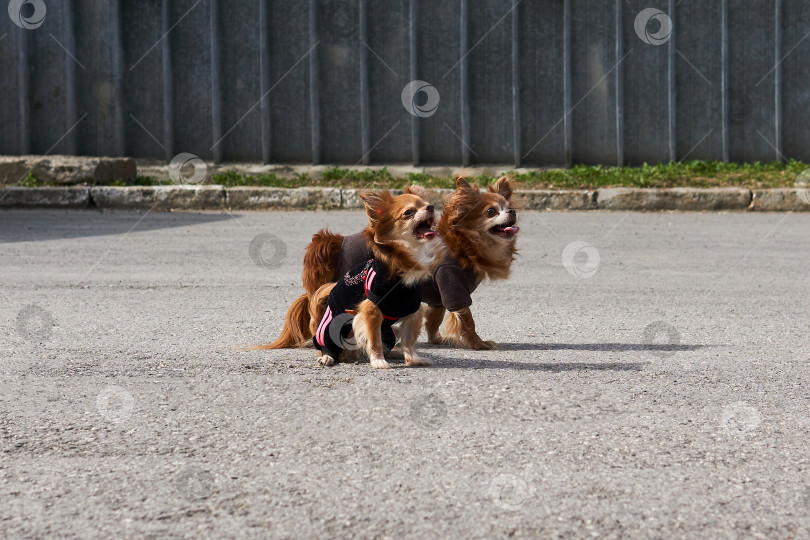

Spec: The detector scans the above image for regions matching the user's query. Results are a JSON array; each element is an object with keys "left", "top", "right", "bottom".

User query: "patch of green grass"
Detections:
[
  {"left": 514, "top": 160, "right": 809, "bottom": 189},
  {"left": 199, "top": 160, "right": 808, "bottom": 190},
  {"left": 292, "top": 172, "right": 311, "bottom": 184},
  {"left": 320, "top": 166, "right": 403, "bottom": 187},
  {"left": 5, "top": 160, "right": 807, "bottom": 190},
  {"left": 18, "top": 171, "right": 45, "bottom": 187},
  {"left": 210, "top": 170, "right": 285, "bottom": 187}
]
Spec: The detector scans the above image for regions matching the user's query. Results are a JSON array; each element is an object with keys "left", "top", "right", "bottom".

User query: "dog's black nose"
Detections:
[
  {"left": 507, "top": 209, "right": 516, "bottom": 215},
  {"left": 426, "top": 205, "right": 434, "bottom": 213}
]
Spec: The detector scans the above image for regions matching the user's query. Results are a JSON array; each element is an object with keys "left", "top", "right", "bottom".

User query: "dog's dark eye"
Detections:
[
  {"left": 402, "top": 209, "right": 416, "bottom": 219},
  {"left": 486, "top": 207, "right": 497, "bottom": 217}
]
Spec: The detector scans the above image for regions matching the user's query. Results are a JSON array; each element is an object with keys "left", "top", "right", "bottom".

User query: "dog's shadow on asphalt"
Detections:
[
  {"left": 427, "top": 359, "right": 647, "bottom": 371},
  {"left": 498, "top": 342, "right": 707, "bottom": 352},
  {"left": 420, "top": 342, "right": 712, "bottom": 372}
]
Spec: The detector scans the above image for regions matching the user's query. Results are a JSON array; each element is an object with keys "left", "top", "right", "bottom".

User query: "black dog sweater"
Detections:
[
  {"left": 314, "top": 259, "right": 423, "bottom": 360},
  {"left": 334, "top": 232, "right": 480, "bottom": 313},
  {"left": 334, "top": 233, "right": 372, "bottom": 279},
  {"left": 420, "top": 253, "right": 481, "bottom": 312}
]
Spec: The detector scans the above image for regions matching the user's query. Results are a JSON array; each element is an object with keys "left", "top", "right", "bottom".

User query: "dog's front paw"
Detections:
[
  {"left": 405, "top": 354, "right": 432, "bottom": 367},
  {"left": 317, "top": 355, "right": 335, "bottom": 366},
  {"left": 369, "top": 356, "right": 391, "bottom": 369}
]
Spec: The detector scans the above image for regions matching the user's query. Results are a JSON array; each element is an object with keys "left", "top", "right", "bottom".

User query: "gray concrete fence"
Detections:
[{"left": 1, "top": 0, "right": 808, "bottom": 166}]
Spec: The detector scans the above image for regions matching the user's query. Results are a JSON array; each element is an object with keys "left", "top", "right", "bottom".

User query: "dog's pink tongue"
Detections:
[
  {"left": 422, "top": 231, "right": 438, "bottom": 239},
  {"left": 504, "top": 226, "right": 520, "bottom": 235}
]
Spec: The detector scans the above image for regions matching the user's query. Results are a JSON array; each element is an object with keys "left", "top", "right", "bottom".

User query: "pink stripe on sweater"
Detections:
[
  {"left": 316, "top": 306, "right": 333, "bottom": 347},
  {"left": 365, "top": 269, "right": 376, "bottom": 292}
]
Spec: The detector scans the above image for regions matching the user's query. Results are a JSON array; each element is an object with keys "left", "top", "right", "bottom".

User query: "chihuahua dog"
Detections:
[
  {"left": 262, "top": 178, "right": 519, "bottom": 351},
  {"left": 261, "top": 186, "right": 444, "bottom": 367},
  {"left": 422, "top": 176, "right": 519, "bottom": 349}
]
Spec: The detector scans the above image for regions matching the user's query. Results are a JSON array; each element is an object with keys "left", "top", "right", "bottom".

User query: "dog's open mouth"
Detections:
[
  {"left": 488, "top": 224, "right": 520, "bottom": 238},
  {"left": 413, "top": 217, "right": 438, "bottom": 240}
]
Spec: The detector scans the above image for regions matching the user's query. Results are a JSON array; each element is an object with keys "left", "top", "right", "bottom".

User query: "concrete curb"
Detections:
[
  {"left": 90, "top": 185, "right": 226, "bottom": 211},
  {"left": 749, "top": 188, "right": 810, "bottom": 212},
  {"left": 0, "top": 186, "right": 91, "bottom": 208},
  {"left": 339, "top": 188, "right": 452, "bottom": 209},
  {"left": 597, "top": 187, "right": 752, "bottom": 211},
  {"left": 1, "top": 186, "right": 809, "bottom": 212},
  {"left": 226, "top": 187, "right": 341, "bottom": 210},
  {"left": 517, "top": 189, "right": 599, "bottom": 210}
]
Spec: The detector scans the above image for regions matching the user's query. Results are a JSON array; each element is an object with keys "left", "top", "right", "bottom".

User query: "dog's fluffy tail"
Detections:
[
  {"left": 309, "top": 283, "right": 336, "bottom": 337},
  {"left": 250, "top": 294, "right": 311, "bottom": 350},
  {"left": 303, "top": 229, "right": 344, "bottom": 296},
  {"left": 249, "top": 229, "right": 342, "bottom": 351}
]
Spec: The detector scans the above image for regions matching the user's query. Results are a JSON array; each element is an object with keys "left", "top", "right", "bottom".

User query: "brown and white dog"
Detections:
[
  {"left": 259, "top": 186, "right": 444, "bottom": 365},
  {"left": 422, "top": 176, "right": 519, "bottom": 349},
  {"left": 261, "top": 176, "right": 518, "bottom": 352}
]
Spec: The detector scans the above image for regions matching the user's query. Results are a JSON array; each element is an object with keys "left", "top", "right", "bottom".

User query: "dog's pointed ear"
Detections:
[
  {"left": 455, "top": 175, "right": 473, "bottom": 191},
  {"left": 403, "top": 184, "right": 426, "bottom": 199},
  {"left": 489, "top": 176, "right": 513, "bottom": 200},
  {"left": 359, "top": 190, "right": 390, "bottom": 222},
  {"left": 446, "top": 177, "right": 479, "bottom": 226}
]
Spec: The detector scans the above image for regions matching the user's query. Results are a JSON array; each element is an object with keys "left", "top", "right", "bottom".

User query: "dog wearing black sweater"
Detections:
[
  {"left": 304, "top": 186, "right": 445, "bottom": 368},
  {"left": 313, "top": 258, "right": 423, "bottom": 365},
  {"left": 262, "top": 177, "right": 519, "bottom": 353}
]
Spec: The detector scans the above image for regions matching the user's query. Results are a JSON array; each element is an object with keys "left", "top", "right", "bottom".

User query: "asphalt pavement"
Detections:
[{"left": 1, "top": 209, "right": 809, "bottom": 539}]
